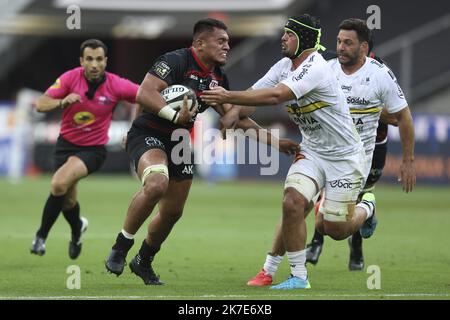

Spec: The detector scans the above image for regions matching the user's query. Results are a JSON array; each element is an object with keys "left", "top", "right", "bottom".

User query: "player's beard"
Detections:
[
  {"left": 281, "top": 45, "right": 296, "bottom": 59},
  {"left": 338, "top": 50, "right": 359, "bottom": 67}
]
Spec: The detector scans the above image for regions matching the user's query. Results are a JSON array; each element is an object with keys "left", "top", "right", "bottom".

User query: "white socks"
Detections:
[
  {"left": 287, "top": 250, "right": 307, "bottom": 280},
  {"left": 121, "top": 229, "right": 135, "bottom": 240},
  {"left": 263, "top": 254, "right": 283, "bottom": 276}
]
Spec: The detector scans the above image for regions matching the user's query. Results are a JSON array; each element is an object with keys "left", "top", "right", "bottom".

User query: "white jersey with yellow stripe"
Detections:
[
  {"left": 253, "top": 51, "right": 362, "bottom": 159},
  {"left": 327, "top": 57, "right": 408, "bottom": 157}
]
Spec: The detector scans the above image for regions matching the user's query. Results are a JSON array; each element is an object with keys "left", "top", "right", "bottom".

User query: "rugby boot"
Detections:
[
  {"left": 68, "top": 217, "right": 89, "bottom": 260},
  {"left": 129, "top": 254, "right": 164, "bottom": 285},
  {"left": 30, "top": 236, "right": 46, "bottom": 256},
  {"left": 270, "top": 275, "right": 311, "bottom": 290},
  {"left": 348, "top": 234, "right": 364, "bottom": 271},
  {"left": 305, "top": 240, "right": 323, "bottom": 265},
  {"left": 246, "top": 269, "right": 273, "bottom": 286}
]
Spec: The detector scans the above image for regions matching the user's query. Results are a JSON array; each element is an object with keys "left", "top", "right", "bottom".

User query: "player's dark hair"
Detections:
[
  {"left": 80, "top": 39, "right": 108, "bottom": 57},
  {"left": 339, "top": 18, "right": 373, "bottom": 52},
  {"left": 193, "top": 18, "right": 227, "bottom": 39}
]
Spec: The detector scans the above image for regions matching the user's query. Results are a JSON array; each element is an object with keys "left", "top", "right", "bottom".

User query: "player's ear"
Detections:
[
  {"left": 79, "top": 56, "right": 84, "bottom": 66},
  {"left": 195, "top": 38, "right": 204, "bottom": 50},
  {"left": 361, "top": 41, "right": 369, "bottom": 53}
]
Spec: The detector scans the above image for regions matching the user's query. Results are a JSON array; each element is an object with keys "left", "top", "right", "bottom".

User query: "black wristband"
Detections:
[{"left": 171, "top": 110, "right": 180, "bottom": 123}]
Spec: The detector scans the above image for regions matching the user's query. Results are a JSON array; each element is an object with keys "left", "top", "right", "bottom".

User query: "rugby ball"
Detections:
[{"left": 161, "top": 85, "right": 197, "bottom": 111}]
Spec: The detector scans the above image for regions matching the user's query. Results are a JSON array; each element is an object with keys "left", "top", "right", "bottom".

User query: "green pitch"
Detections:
[{"left": 0, "top": 175, "right": 449, "bottom": 300}]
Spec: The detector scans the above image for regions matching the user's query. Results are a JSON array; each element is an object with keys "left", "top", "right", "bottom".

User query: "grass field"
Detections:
[{"left": 0, "top": 175, "right": 449, "bottom": 300}]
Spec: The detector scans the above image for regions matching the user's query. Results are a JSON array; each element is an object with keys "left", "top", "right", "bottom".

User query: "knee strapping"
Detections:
[
  {"left": 141, "top": 164, "right": 169, "bottom": 186},
  {"left": 284, "top": 173, "right": 317, "bottom": 202},
  {"left": 320, "top": 199, "right": 350, "bottom": 222}
]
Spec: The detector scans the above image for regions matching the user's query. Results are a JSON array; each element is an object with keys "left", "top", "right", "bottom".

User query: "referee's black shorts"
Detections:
[{"left": 54, "top": 136, "right": 107, "bottom": 174}]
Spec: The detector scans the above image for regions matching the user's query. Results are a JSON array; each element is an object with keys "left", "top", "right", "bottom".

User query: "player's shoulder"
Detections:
[
  {"left": 52, "top": 67, "right": 83, "bottom": 88},
  {"left": 366, "top": 56, "right": 397, "bottom": 81},
  {"left": 160, "top": 47, "right": 190, "bottom": 63},
  {"left": 321, "top": 50, "right": 338, "bottom": 61},
  {"left": 302, "top": 51, "right": 329, "bottom": 73},
  {"left": 366, "top": 56, "right": 389, "bottom": 72},
  {"left": 60, "top": 66, "right": 83, "bottom": 79},
  {"left": 273, "top": 57, "right": 292, "bottom": 69}
]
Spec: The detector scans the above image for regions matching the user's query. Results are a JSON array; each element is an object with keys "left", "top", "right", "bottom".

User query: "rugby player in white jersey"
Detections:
[
  {"left": 201, "top": 14, "right": 396, "bottom": 289},
  {"left": 214, "top": 17, "right": 416, "bottom": 288},
  {"left": 305, "top": 18, "right": 416, "bottom": 271}
]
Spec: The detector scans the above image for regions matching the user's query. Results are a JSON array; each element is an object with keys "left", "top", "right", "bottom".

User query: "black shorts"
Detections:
[
  {"left": 54, "top": 136, "right": 107, "bottom": 174},
  {"left": 364, "top": 142, "right": 387, "bottom": 188},
  {"left": 126, "top": 125, "right": 194, "bottom": 180}
]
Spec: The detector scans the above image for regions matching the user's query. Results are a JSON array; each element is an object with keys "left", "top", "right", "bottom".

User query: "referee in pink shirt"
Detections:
[{"left": 30, "top": 39, "right": 139, "bottom": 259}]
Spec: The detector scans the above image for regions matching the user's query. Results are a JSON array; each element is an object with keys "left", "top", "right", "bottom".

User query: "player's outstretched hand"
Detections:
[
  {"left": 219, "top": 108, "right": 240, "bottom": 139},
  {"left": 278, "top": 139, "right": 300, "bottom": 155},
  {"left": 61, "top": 93, "right": 82, "bottom": 108},
  {"left": 399, "top": 160, "right": 416, "bottom": 193},
  {"left": 176, "top": 95, "right": 198, "bottom": 126},
  {"left": 201, "top": 86, "right": 229, "bottom": 106}
]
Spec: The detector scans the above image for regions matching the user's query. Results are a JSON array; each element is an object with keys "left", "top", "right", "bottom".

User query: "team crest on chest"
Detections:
[{"left": 209, "top": 80, "right": 219, "bottom": 89}]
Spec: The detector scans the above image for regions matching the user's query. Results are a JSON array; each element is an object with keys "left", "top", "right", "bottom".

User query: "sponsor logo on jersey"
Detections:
[
  {"left": 73, "top": 111, "right": 95, "bottom": 126},
  {"left": 353, "top": 118, "right": 364, "bottom": 126},
  {"left": 387, "top": 70, "right": 395, "bottom": 80},
  {"left": 329, "top": 179, "right": 358, "bottom": 189},
  {"left": 50, "top": 78, "right": 61, "bottom": 89},
  {"left": 297, "top": 116, "right": 319, "bottom": 125},
  {"left": 361, "top": 77, "right": 371, "bottom": 86},
  {"left": 291, "top": 64, "right": 311, "bottom": 81},
  {"left": 370, "top": 59, "right": 383, "bottom": 68},
  {"left": 347, "top": 96, "right": 371, "bottom": 105},
  {"left": 209, "top": 79, "right": 219, "bottom": 89},
  {"left": 144, "top": 136, "right": 165, "bottom": 150},
  {"left": 182, "top": 165, "right": 194, "bottom": 175},
  {"left": 341, "top": 85, "right": 352, "bottom": 92},
  {"left": 395, "top": 81, "right": 405, "bottom": 99},
  {"left": 153, "top": 61, "right": 171, "bottom": 79},
  {"left": 98, "top": 96, "right": 112, "bottom": 105}
]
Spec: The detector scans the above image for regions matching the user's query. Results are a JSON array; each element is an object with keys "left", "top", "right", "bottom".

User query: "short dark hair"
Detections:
[
  {"left": 80, "top": 39, "right": 108, "bottom": 57},
  {"left": 193, "top": 18, "right": 227, "bottom": 39},
  {"left": 339, "top": 18, "right": 373, "bottom": 51}
]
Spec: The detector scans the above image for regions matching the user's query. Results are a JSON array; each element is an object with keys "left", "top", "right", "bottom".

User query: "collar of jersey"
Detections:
[{"left": 190, "top": 47, "right": 213, "bottom": 73}]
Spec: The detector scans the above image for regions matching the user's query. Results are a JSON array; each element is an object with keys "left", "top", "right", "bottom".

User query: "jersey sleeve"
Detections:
[
  {"left": 377, "top": 67, "right": 408, "bottom": 113},
  {"left": 148, "top": 52, "right": 183, "bottom": 85},
  {"left": 45, "top": 70, "right": 72, "bottom": 99},
  {"left": 118, "top": 77, "right": 139, "bottom": 103},
  {"left": 281, "top": 60, "right": 325, "bottom": 99},
  {"left": 252, "top": 60, "right": 283, "bottom": 89}
]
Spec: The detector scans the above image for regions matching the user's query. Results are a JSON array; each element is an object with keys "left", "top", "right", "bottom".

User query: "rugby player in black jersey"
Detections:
[{"left": 105, "top": 18, "right": 299, "bottom": 285}]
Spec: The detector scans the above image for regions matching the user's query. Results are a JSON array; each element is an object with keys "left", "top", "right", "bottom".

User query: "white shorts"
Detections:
[
  {"left": 362, "top": 151, "right": 373, "bottom": 183},
  {"left": 285, "top": 147, "right": 367, "bottom": 221}
]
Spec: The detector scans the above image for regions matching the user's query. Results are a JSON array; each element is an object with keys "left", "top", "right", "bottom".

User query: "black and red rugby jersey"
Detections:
[{"left": 133, "top": 47, "right": 230, "bottom": 134}]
